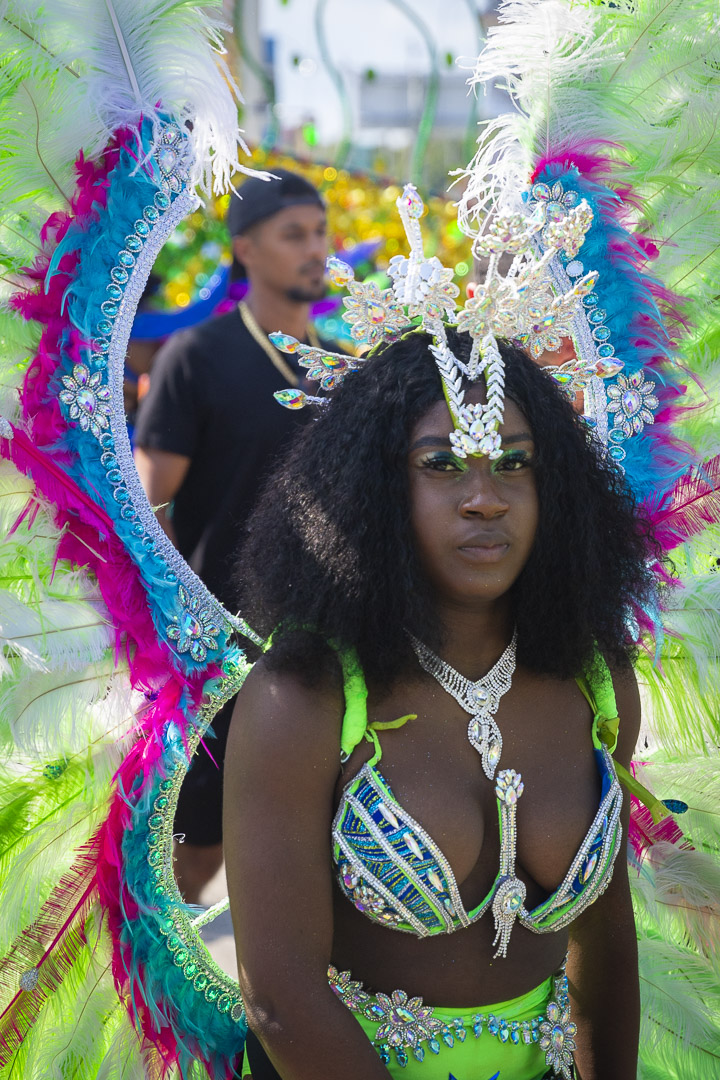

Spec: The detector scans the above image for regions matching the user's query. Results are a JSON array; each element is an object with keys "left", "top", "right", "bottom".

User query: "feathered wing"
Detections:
[
  {"left": 2, "top": 0, "right": 256, "bottom": 196},
  {"left": 461, "top": 1, "right": 720, "bottom": 1073},
  {"left": 0, "top": 2, "right": 262, "bottom": 1076}
]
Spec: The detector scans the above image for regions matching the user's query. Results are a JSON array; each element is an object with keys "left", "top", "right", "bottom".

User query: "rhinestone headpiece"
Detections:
[{"left": 271, "top": 183, "right": 600, "bottom": 458}]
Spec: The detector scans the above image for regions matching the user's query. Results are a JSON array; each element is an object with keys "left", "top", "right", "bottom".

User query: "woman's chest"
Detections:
[{"left": 339, "top": 672, "right": 605, "bottom": 902}]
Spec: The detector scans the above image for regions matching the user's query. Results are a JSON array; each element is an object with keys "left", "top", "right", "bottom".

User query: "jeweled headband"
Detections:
[{"left": 270, "top": 183, "right": 604, "bottom": 459}]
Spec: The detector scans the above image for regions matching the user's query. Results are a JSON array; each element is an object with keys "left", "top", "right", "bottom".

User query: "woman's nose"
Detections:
[{"left": 458, "top": 473, "right": 509, "bottom": 517}]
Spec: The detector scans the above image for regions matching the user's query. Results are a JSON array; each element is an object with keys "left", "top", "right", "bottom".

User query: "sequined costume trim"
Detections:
[
  {"left": 332, "top": 747, "right": 622, "bottom": 944},
  {"left": 327, "top": 961, "right": 577, "bottom": 1078}
]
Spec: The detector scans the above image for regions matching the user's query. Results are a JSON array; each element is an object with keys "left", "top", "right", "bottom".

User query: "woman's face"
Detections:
[{"left": 408, "top": 392, "right": 539, "bottom": 610}]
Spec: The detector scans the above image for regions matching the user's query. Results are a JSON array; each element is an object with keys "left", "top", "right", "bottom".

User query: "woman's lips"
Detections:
[{"left": 457, "top": 543, "right": 509, "bottom": 563}]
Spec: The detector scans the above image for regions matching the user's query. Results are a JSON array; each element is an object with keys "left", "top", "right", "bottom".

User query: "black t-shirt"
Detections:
[{"left": 134, "top": 306, "right": 325, "bottom": 609}]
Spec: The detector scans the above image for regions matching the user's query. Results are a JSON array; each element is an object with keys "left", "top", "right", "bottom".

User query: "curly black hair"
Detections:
[{"left": 235, "top": 329, "right": 659, "bottom": 690}]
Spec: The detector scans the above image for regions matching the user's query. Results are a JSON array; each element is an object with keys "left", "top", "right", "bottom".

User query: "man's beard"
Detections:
[{"left": 286, "top": 281, "right": 328, "bottom": 304}]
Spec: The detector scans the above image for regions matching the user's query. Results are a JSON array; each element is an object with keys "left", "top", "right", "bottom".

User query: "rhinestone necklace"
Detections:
[{"left": 410, "top": 630, "right": 517, "bottom": 780}]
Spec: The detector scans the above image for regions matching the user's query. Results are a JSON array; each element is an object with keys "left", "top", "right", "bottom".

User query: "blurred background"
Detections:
[{"left": 131, "top": 0, "right": 505, "bottom": 347}]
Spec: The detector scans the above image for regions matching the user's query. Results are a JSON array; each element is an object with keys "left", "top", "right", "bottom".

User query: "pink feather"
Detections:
[{"left": 647, "top": 454, "right": 720, "bottom": 551}]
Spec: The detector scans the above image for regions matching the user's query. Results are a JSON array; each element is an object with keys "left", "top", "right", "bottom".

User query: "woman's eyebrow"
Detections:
[
  {"left": 501, "top": 432, "right": 534, "bottom": 444},
  {"left": 408, "top": 435, "right": 452, "bottom": 451}
]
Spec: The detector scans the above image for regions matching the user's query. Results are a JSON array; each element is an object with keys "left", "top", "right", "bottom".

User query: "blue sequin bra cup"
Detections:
[{"left": 332, "top": 662, "right": 623, "bottom": 954}]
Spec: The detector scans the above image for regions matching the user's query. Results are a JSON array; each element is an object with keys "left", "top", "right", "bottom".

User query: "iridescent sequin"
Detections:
[
  {"left": 165, "top": 583, "right": 221, "bottom": 662},
  {"left": 329, "top": 963, "right": 568, "bottom": 1073},
  {"left": 58, "top": 363, "right": 111, "bottom": 439}
]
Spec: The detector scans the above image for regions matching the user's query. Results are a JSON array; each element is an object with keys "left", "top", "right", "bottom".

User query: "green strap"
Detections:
[
  {"left": 577, "top": 653, "right": 619, "bottom": 753},
  {"left": 339, "top": 648, "right": 368, "bottom": 761},
  {"left": 614, "top": 761, "right": 671, "bottom": 823},
  {"left": 579, "top": 654, "right": 672, "bottom": 823},
  {"left": 364, "top": 716, "right": 417, "bottom": 766},
  {"left": 338, "top": 647, "right": 416, "bottom": 763}
]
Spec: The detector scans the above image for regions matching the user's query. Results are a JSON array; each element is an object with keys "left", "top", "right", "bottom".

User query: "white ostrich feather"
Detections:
[
  {"left": 1, "top": 0, "right": 262, "bottom": 197},
  {"left": 455, "top": 0, "right": 616, "bottom": 232},
  {"left": 0, "top": 591, "right": 113, "bottom": 674},
  {"left": 633, "top": 840, "right": 720, "bottom": 953},
  {"left": 0, "top": 662, "right": 133, "bottom": 755},
  {"left": 637, "top": 937, "right": 720, "bottom": 1061},
  {"left": 455, "top": 0, "right": 720, "bottom": 318}
]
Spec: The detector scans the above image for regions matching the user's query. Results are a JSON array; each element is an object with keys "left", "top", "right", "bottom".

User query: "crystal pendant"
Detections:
[
  {"left": 269, "top": 332, "right": 301, "bottom": 353},
  {"left": 473, "top": 684, "right": 489, "bottom": 707},
  {"left": 594, "top": 358, "right": 623, "bottom": 378},
  {"left": 366, "top": 299, "right": 387, "bottom": 324},
  {"left": 377, "top": 802, "right": 400, "bottom": 829},
  {"left": 578, "top": 851, "right": 598, "bottom": 883},
  {"left": 326, "top": 256, "right": 354, "bottom": 286},
  {"left": 427, "top": 870, "right": 444, "bottom": 893},
  {"left": 158, "top": 147, "right": 178, "bottom": 174},
  {"left": 622, "top": 389, "right": 642, "bottom": 415},
  {"left": 273, "top": 389, "right": 307, "bottom": 410},
  {"left": 322, "top": 354, "right": 346, "bottom": 370},
  {"left": 404, "top": 832, "right": 423, "bottom": 860},
  {"left": 401, "top": 184, "right": 424, "bottom": 219}
]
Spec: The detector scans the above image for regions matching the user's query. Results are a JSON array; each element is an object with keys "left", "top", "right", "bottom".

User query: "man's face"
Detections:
[{"left": 233, "top": 203, "right": 328, "bottom": 302}]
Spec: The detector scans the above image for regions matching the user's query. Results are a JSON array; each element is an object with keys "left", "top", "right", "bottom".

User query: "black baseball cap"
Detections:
[{"left": 226, "top": 168, "right": 325, "bottom": 236}]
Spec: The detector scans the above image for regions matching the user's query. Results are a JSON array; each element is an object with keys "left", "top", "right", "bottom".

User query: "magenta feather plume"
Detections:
[
  {"left": 648, "top": 455, "right": 720, "bottom": 553},
  {"left": 1, "top": 137, "right": 231, "bottom": 1072}
]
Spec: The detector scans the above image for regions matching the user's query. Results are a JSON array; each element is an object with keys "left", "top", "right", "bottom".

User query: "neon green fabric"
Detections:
[
  {"left": 575, "top": 655, "right": 619, "bottom": 754},
  {"left": 339, "top": 648, "right": 369, "bottom": 760},
  {"left": 348, "top": 974, "right": 557, "bottom": 1079}
]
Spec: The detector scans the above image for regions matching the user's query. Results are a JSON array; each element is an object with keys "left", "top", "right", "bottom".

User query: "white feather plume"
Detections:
[
  {"left": 1, "top": 663, "right": 133, "bottom": 755},
  {"left": 2, "top": 0, "right": 262, "bottom": 196},
  {"left": 637, "top": 937, "right": 720, "bottom": 1065},
  {"left": 455, "top": 0, "right": 720, "bottom": 319},
  {"left": 0, "top": 592, "right": 114, "bottom": 674}
]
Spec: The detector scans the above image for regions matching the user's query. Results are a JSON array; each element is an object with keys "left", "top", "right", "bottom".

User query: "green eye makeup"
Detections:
[{"left": 491, "top": 448, "right": 533, "bottom": 472}]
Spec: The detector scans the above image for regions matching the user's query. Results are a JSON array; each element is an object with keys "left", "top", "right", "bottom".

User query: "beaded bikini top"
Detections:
[{"left": 331, "top": 656, "right": 622, "bottom": 955}]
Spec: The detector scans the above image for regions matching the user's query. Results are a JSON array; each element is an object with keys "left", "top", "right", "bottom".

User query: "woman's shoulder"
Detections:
[{"left": 234, "top": 647, "right": 346, "bottom": 753}]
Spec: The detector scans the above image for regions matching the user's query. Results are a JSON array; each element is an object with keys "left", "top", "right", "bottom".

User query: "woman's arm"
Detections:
[
  {"left": 223, "top": 659, "right": 391, "bottom": 1080},
  {"left": 567, "top": 665, "right": 641, "bottom": 1080}
]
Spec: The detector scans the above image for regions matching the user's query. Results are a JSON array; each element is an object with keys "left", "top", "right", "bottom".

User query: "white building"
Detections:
[{"left": 238, "top": 0, "right": 504, "bottom": 154}]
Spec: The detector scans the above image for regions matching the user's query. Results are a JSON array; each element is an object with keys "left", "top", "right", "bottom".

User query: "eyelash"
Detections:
[
  {"left": 418, "top": 449, "right": 533, "bottom": 473},
  {"left": 419, "top": 452, "right": 466, "bottom": 472},
  {"left": 492, "top": 449, "right": 533, "bottom": 472}
]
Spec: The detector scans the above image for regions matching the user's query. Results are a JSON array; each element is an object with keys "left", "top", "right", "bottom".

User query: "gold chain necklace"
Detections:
[{"left": 239, "top": 300, "right": 321, "bottom": 388}]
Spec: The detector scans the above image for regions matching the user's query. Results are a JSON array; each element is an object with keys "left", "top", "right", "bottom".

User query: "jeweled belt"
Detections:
[{"left": 327, "top": 962, "right": 576, "bottom": 1078}]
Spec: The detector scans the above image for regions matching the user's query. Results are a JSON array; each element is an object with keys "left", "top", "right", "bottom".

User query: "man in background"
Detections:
[{"left": 134, "top": 169, "right": 332, "bottom": 903}]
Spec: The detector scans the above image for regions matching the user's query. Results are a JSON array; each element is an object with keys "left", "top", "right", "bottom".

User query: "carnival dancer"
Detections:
[
  {"left": 227, "top": 326, "right": 646, "bottom": 1080},
  {"left": 0, "top": 1, "right": 719, "bottom": 1079}
]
